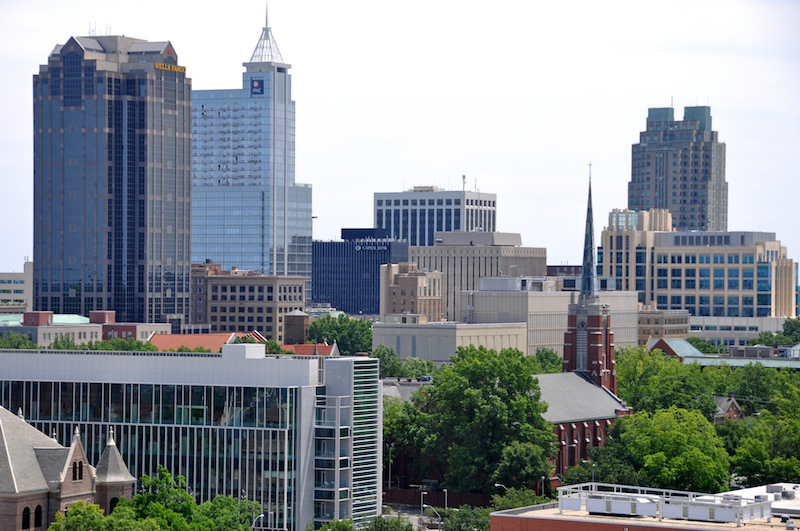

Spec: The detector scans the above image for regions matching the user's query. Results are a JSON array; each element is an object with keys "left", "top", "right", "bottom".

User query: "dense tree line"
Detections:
[
  {"left": 48, "top": 466, "right": 260, "bottom": 530},
  {"left": 748, "top": 317, "right": 800, "bottom": 346},
  {"left": 307, "top": 314, "right": 372, "bottom": 356}
]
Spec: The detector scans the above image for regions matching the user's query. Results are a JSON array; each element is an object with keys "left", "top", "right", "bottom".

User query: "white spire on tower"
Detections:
[{"left": 249, "top": 1, "right": 285, "bottom": 63}]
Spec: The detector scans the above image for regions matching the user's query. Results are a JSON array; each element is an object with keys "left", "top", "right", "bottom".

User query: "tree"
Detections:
[
  {"left": 413, "top": 346, "right": 556, "bottom": 493},
  {"left": 0, "top": 331, "right": 34, "bottom": 349},
  {"left": 314, "top": 521, "right": 355, "bottom": 531},
  {"left": 372, "top": 345, "right": 405, "bottom": 378},
  {"left": 49, "top": 335, "right": 82, "bottom": 350},
  {"left": 748, "top": 331, "right": 793, "bottom": 347},
  {"left": 440, "top": 506, "right": 490, "bottom": 531},
  {"left": 363, "top": 517, "right": 414, "bottom": 531},
  {"left": 491, "top": 441, "right": 551, "bottom": 492},
  {"left": 308, "top": 314, "right": 372, "bottom": 356},
  {"left": 490, "top": 487, "right": 550, "bottom": 510},
  {"left": 86, "top": 337, "right": 158, "bottom": 351},
  {"left": 533, "top": 348, "right": 562, "bottom": 373},
  {"left": 619, "top": 407, "right": 729, "bottom": 492},
  {"left": 48, "top": 501, "right": 108, "bottom": 531},
  {"left": 686, "top": 336, "right": 720, "bottom": 354}
]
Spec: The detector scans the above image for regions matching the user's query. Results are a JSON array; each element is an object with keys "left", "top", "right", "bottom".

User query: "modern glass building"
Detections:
[
  {"left": 191, "top": 11, "right": 312, "bottom": 277},
  {"left": 312, "top": 239, "right": 409, "bottom": 316},
  {"left": 0, "top": 346, "right": 381, "bottom": 530},
  {"left": 33, "top": 36, "right": 192, "bottom": 324}
]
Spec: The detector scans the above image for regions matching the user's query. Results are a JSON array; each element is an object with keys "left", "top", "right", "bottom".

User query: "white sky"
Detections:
[{"left": 1, "top": 0, "right": 798, "bottom": 273}]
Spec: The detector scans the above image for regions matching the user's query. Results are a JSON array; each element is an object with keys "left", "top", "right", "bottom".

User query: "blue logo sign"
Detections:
[{"left": 251, "top": 79, "right": 264, "bottom": 95}]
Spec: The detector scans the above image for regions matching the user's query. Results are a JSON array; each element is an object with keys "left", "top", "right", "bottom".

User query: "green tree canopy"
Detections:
[
  {"left": 686, "top": 336, "right": 721, "bottom": 354},
  {"left": 412, "top": 346, "right": 556, "bottom": 493},
  {"left": 533, "top": 348, "right": 562, "bottom": 373},
  {"left": 0, "top": 331, "right": 34, "bottom": 349},
  {"left": 308, "top": 314, "right": 372, "bottom": 356}
]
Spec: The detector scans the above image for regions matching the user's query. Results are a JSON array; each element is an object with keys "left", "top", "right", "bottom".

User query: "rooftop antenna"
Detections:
[
  {"left": 462, "top": 174, "right": 466, "bottom": 192},
  {"left": 670, "top": 95, "right": 673, "bottom": 108},
  {"left": 474, "top": 178, "right": 477, "bottom": 193}
]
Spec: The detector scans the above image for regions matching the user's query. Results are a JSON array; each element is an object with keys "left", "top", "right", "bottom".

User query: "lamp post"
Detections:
[
  {"left": 388, "top": 443, "right": 394, "bottom": 489},
  {"left": 494, "top": 483, "right": 508, "bottom": 492},
  {"left": 444, "top": 488, "right": 448, "bottom": 511},
  {"left": 251, "top": 514, "right": 264, "bottom": 530},
  {"left": 424, "top": 504, "right": 442, "bottom": 531},
  {"left": 581, "top": 460, "right": 596, "bottom": 484},
  {"left": 420, "top": 491, "right": 427, "bottom": 524}
]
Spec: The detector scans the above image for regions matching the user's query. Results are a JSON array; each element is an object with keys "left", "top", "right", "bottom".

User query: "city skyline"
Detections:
[{"left": 2, "top": 1, "right": 798, "bottom": 273}]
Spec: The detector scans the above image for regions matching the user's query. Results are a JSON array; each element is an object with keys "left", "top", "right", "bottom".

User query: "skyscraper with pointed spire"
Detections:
[
  {"left": 191, "top": 6, "right": 312, "bottom": 276},
  {"left": 563, "top": 177, "right": 617, "bottom": 393}
]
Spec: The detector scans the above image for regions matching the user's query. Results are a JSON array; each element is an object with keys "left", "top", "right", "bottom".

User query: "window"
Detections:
[{"left": 22, "top": 507, "right": 30, "bottom": 530}]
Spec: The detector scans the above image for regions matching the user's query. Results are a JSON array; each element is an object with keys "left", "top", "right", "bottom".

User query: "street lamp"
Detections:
[
  {"left": 443, "top": 488, "right": 448, "bottom": 511},
  {"left": 581, "top": 460, "right": 596, "bottom": 484},
  {"left": 494, "top": 483, "right": 508, "bottom": 492},
  {"left": 251, "top": 514, "right": 264, "bottom": 530},
  {"left": 420, "top": 491, "right": 427, "bottom": 523},
  {"left": 424, "top": 504, "right": 442, "bottom": 531}
]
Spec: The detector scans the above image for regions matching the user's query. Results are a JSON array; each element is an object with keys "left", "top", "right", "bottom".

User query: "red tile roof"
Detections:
[
  {"left": 149, "top": 333, "right": 244, "bottom": 353},
  {"left": 281, "top": 343, "right": 336, "bottom": 356}
]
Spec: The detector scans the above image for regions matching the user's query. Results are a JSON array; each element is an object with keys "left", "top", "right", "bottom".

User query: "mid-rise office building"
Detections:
[
  {"left": 375, "top": 186, "right": 497, "bottom": 246},
  {"left": 0, "top": 345, "right": 381, "bottom": 530},
  {"left": 192, "top": 9, "right": 312, "bottom": 277},
  {"left": 312, "top": 235, "right": 408, "bottom": 316},
  {"left": 33, "top": 36, "right": 191, "bottom": 324},
  {"left": 0, "top": 262, "right": 33, "bottom": 313},
  {"left": 627, "top": 106, "right": 727, "bottom": 231},
  {"left": 599, "top": 209, "right": 797, "bottom": 318},
  {"left": 410, "top": 231, "right": 546, "bottom": 321},
  {"left": 190, "top": 261, "right": 307, "bottom": 342},
  {"left": 379, "top": 263, "right": 442, "bottom": 322}
]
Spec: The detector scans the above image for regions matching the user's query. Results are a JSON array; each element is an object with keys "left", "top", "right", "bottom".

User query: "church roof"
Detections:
[
  {"left": 537, "top": 372, "right": 628, "bottom": 424},
  {"left": 0, "top": 406, "right": 63, "bottom": 494},
  {"left": 95, "top": 428, "right": 135, "bottom": 485},
  {"left": 580, "top": 178, "right": 597, "bottom": 298}
]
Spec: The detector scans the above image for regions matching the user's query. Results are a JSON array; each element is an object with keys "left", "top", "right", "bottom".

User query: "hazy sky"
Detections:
[{"left": 1, "top": 0, "right": 798, "bottom": 273}]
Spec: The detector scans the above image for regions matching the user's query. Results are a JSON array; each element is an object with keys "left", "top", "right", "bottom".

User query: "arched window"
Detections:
[
  {"left": 72, "top": 461, "right": 77, "bottom": 480},
  {"left": 34, "top": 506, "right": 42, "bottom": 528},
  {"left": 110, "top": 497, "right": 120, "bottom": 513},
  {"left": 78, "top": 461, "right": 83, "bottom": 480},
  {"left": 22, "top": 507, "right": 30, "bottom": 530}
]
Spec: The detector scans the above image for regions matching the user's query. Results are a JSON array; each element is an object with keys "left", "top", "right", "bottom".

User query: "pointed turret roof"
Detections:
[
  {"left": 249, "top": 3, "right": 286, "bottom": 64},
  {"left": 580, "top": 171, "right": 597, "bottom": 299},
  {"left": 95, "top": 427, "right": 135, "bottom": 485},
  {"left": 0, "top": 405, "right": 64, "bottom": 494}
]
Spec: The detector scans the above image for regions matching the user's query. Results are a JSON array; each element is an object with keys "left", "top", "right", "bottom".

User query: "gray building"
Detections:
[
  {"left": 627, "top": 106, "right": 727, "bottom": 231},
  {"left": 33, "top": 36, "right": 191, "bottom": 323},
  {"left": 192, "top": 8, "right": 312, "bottom": 277},
  {"left": 375, "top": 186, "right": 497, "bottom": 246},
  {"left": 0, "top": 345, "right": 381, "bottom": 530}
]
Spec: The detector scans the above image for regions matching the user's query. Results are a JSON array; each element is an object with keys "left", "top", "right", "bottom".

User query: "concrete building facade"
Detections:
[
  {"left": 191, "top": 8, "right": 312, "bottom": 277},
  {"left": 379, "top": 263, "right": 442, "bottom": 323},
  {"left": 190, "top": 261, "right": 307, "bottom": 343},
  {"left": 374, "top": 186, "right": 497, "bottom": 246},
  {"left": 411, "top": 232, "right": 547, "bottom": 322},
  {"left": 627, "top": 106, "right": 728, "bottom": 231},
  {"left": 637, "top": 307, "right": 690, "bottom": 346},
  {"left": 599, "top": 209, "right": 797, "bottom": 318},
  {"left": 0, "top": 262, "right": 33, "bottom": 314},
  {"left": 0, "top": 346, "right": 381, "bottom": 530},
  {"left": 33, "top": 36, "right": 191, "bottom": 323}
]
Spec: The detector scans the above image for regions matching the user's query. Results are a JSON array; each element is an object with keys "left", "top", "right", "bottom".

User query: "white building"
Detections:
[
  {"left": 0, "top": 261, "right": 32, "bottom": 313},
  {"left": 0, "top": 345, "right": 381, "bottom": 530}
]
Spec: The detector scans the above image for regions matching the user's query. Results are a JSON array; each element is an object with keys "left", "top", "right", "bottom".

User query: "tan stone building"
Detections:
[
  {"left": 599, "top": 208, "right": 796, "bottom": 319},
  {"left": 0, "top": 406, "right": 134, "bottom": 530},
  {"left": 0, "top": 262, "right": 32, "bottom": 314},
  {"left": 190, "top": 261, "right": 308, "bottom": 343},
  {"left": 410, "top": 231, "right": 546, "bottom": 321},
  {"left": 379, "top": 263, "right": 442, "bottom": 323},
  {"left": 637, "top": 305, "right": 690, "bottom": 346}
]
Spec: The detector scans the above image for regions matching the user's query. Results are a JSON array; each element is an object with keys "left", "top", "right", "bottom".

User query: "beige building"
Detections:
[
  {"left": 0, "top": 261, "right": 33, "bottom": 314},
  {"left": 689, "top": 316, "right": 786, "bottom": 349},
  {"left": 379, "top": 263, "right": 442, "bottom": 322},
  {"left": 410, "top": 231, "right": 547, "bottom": 321},
  {"left": 638, "top": 306, "right": 690, "bottom": 346},
  {"left": 190, "top": 261, "right": 308, "bottom": 343},
  {"left": 372, "top": 321, "right": 527, "bottom": 363},
  {"left": 462, "top": 280, "right": 639, "bottom": 356},
  {"left": 599, "top": 208, "right": 796, "bottom": 319}
]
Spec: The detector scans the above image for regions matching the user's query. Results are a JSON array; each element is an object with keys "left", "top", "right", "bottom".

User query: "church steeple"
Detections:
[{"left": 580, "top": 167, "right": 597, "bottom": 299}]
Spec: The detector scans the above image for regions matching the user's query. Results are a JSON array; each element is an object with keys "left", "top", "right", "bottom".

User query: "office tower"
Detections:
[
  {"left": 598, "top": 208, "right": 797, "bottom": 319},
  {"left": 628, "top": 106, "right": 727, "bottom": 231},
  {"left": 313, "top": 233, "right": 409, "bottom": 316},
  {"left": 192, "top": 9, "right": 312, "bottom": 277},
  {"left": 410, "top": 231, "right": 546, "bottom": 321},
  {"left": 33, "top": 36, "right": 191, "bottom": 324},
  {"left": 189, "top": 261, "right": 307, "bottom": 341},
  {"left": 1, "top": 346, "right": 382, "bottom": 530},
  {"left": 375, "top": 186, "right": 497, "bottom": 246}
]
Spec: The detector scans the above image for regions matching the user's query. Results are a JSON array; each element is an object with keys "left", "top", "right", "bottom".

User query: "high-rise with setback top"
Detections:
[
  {"left": 33, "top": 36, "right": 191, "bottom": 323},
  {"left": 627, "top": 106, "right": 727, "bottom": 231}
]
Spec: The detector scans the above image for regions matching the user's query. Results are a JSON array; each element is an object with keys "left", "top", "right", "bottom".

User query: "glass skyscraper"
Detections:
[
  {"left": 192, "top": 12, "right": 312, "bottom": 277},
  {"left": 33, "top": 36, "right": 192, "bottom": 323}
]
